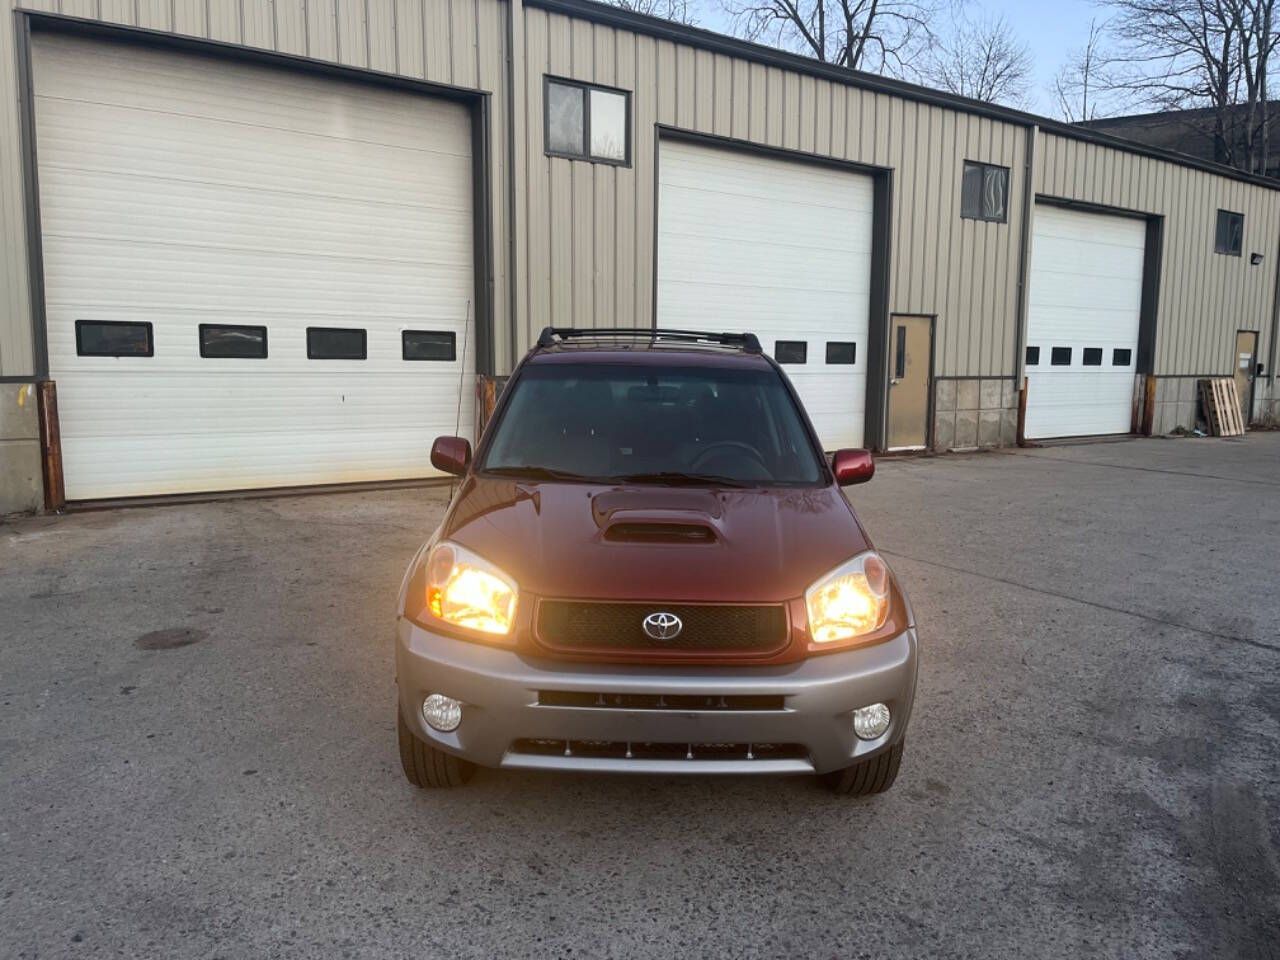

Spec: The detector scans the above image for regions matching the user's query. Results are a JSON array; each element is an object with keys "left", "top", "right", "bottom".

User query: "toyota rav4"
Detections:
[{"left": 395, "top": 328, "right": 918, "bottom": 796}]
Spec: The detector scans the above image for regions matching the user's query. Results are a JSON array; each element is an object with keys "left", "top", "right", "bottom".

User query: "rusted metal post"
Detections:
[{"left": 36, "top": 380, "right": 65, "bottom": 511}]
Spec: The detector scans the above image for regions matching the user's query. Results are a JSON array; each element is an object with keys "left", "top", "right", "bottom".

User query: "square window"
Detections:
[
  {"left": 961, "top": 161, "right": 1009, "bottom": 223},
  {"left": 75, "top": 320, "right": 153, "bottom": 357},
  {"left": 1112, "top": 348, "right": 1132, "bottom": 366},
  {"left": 1025, "top": 345, "right": 1040, "bottom": 366},
  {"left": 307, "top": 327, "right": 366, "bottom": 360},
  {"left": 545, "top": 77, "right": 630, "bottom": 165},
  {"left": 199, "top": 323, "right": 267, "bottom": 359},
  {"left": 825, "top": 341, "right": 856, "bottom": 364},
  {"left": 589, "top": 88, "right": 628, "bottom": 162},
  {"left": 1051, "top": 347, "right": 1072, "bottom": 366},
  {"left": 1215, "top": 209, "right": 1243, "bottom": 256},
  {"left": 774, "top": 340, "right": 807, "bottom": 364},
  {"left": 402, "top": 330, "right": 456, "bottom": 361},
  {"left": 1082, "top": 347, "right": 1103, "bottom": 366}
]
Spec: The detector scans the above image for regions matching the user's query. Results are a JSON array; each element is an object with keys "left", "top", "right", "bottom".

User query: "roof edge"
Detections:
[{"left": 526, "top": 0, "right": 1280, "bottom": 192}]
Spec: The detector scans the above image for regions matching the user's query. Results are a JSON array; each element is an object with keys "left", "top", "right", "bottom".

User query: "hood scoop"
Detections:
[
  {"left": 603, "top": 521, "right": 717, "bottom": 544},
  {"left": 592, "top": 489, "right": 723, "bottom": 544}
]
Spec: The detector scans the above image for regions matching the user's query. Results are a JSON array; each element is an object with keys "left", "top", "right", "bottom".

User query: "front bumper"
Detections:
[{"left": 395, "top": 619, "right": 918, "bottom": 776}]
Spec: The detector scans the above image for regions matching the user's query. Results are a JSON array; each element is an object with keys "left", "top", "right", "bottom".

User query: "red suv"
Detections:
[{"left": 395, "top": 329, "right": 918, "bottom": 796}]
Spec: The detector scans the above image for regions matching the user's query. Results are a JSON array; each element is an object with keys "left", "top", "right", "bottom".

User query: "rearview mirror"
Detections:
[
  {"left": 832, "top": 448, "right": 874, "bottom": 486},
  {"left": 430, "top": 436, "right": 472, "bottom": 477}
]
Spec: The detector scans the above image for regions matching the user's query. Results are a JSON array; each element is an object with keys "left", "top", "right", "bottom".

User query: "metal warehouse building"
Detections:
[{"left": 1, "top": 0, "right": 1277, "bottom": 510}]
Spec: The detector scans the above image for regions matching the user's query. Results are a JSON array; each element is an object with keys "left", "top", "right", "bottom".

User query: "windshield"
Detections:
[{"left": 480, "top": 362, "right": 825, "bottom": 486}]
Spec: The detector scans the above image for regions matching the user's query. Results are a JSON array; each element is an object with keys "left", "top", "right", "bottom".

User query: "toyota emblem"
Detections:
[{"left": 642, "top": 611, "right": 683, "bottom": 640}]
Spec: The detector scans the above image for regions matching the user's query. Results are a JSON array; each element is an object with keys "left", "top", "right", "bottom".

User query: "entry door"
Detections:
[
  {"left": 1235, "top": 330, "right": 1258, "bottom": 425},
  {"left": 887, "top": 316, "right": 933, "bottom": 449},
  {"left": 656, "top": 139, "right": 875, "bottom": 449}
]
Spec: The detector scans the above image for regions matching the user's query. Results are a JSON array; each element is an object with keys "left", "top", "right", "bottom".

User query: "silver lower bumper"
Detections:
[{"left": 395, "top": 619, "right": 918, "bottom": 776}]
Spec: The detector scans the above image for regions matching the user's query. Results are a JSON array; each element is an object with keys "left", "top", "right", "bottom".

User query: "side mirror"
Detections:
[
  {"left": 832, "top": 448, "right": 875, "bottom": 486},
  {"left": 430, "top": 436, "right": 472, "bottom": 477}
]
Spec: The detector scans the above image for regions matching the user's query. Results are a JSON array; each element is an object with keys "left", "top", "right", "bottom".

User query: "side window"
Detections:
[
  {"left": 307, "top": 327, "right": 366, "bottom": 360},
  {"left": 402, "top": 330, "right": 456, "bottom": 361},
  {"left": 825, "top": 341, "right": 856, "bottom": 364},
  {"left": 1051, "top": 347, "right": 1072, "bottom": 366},
  {"left": 1214, "top": 209, "right": 1244, "bottom": 256},
  {"left": 199, "top": 324, "right": 267, "bottom": 359},
  {"left": 774, "top": 341, "right": 807, "bottom": 364},
  {"left": 1025, "top": 346, "right": 1040, "bottom": 366},
  {"left": 960, "top": 161, "right": 1009, "bottom": 223},
  {"left": 545, "top": 77, "right": 630, "bottom": 165},
  {"left": 76, "top": 320, "right": 153, "bottom": 357},
  {"left": 1082, "top": 348, "right": 1103, "bottom": 366}
]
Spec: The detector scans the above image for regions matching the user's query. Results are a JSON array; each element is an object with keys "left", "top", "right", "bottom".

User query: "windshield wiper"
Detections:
[
  {"left": 613, "top": 471, "right": 753, "bottom": 488},
  {"left": 482, "top": 465, "right": 601, "bottom": 482}
]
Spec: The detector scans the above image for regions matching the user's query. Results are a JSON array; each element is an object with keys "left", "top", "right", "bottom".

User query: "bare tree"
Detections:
[
  {"left": 1051, "top": 18, "right": 1112, "bottom": 121},
  {"left": 604, "top": 0, "right": 699, "bottom": 24},
  {"left": 919, "top": 12, "right": 1033, "bottom": 105},
  {"left": 721, "top": 0, "right": 938, "bottom": 75},
  {"left": 1101, "top": 0, "right": 1280, "bottom": 172}
]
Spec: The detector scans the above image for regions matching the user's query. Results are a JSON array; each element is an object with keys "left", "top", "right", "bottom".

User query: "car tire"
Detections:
[
  {"left": 822, "top": 742, "right": 903, "bottom": 796},
  {"left": 397, "top": 709, "right": 476, "bottom": 788}
]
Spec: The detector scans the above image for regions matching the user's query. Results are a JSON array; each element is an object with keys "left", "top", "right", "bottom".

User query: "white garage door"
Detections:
[
  {"left": 656, "top": 140, "right": 874, "bottom": 449},
  {"left": 34, "top": 35, "right": 475, "bottom": 500},
  {"left": 1025, "top": 204, "right": 1145, "bottom": 439}
]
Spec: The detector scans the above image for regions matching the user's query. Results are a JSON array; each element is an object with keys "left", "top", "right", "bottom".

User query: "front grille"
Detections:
[
  {"left": 537, "top": 691, "right": 786, "bottom": 711},
  {"left": 510, "top": 739, "right": 807, "bottom": 761},
  {"left": 536, "top": 600, "right": 787, "bottom": 653}
]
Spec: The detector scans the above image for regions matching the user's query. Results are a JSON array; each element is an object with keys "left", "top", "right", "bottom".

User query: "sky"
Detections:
[{"left": 693, "top": 0, "right": 1103, "bottom": 118}]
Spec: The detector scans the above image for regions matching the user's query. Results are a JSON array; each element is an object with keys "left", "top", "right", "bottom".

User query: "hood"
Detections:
[{"left": 441, "top": 476, "right": 870, "bottom": 603}]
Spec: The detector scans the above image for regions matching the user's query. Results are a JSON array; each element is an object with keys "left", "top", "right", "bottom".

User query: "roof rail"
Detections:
[{"left": 535, "top": 327, "right": 763, "bottom": 354}]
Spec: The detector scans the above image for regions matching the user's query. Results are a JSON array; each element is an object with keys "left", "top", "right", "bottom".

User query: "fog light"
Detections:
[
  {"left": 422, "top": 693, "right": 463, "bottom": 732},
  {"left": 853, "top": 702, "right": 891, "bottom": 740}
]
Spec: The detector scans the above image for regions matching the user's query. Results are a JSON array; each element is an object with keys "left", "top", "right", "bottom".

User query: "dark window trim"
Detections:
[
  {"left": 1214, "top": 208, "right": 1244, "bottom": 257},
  {"left": 198, "top": 322, "right": 268, "bottom": 359},
  {"left": 306, "top": 326, "right": 367, "bottom": 360},
  {"left": 75, "top": 319, "right": 154, "bottom": 358},
  {"left": 543, "top": 74, "right": 632, "bottom": 167},
  {"left": 961, "top": 159, "right": 1010, "bottom": 223},
  {"left": 402, "top": 329, "right": 457, "bottom": 361}
]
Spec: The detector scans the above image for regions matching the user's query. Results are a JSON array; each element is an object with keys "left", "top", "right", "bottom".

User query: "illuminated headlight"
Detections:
[
  {"left": 426, "top": 541, "right": 518, "bottom": 635},
  {"left": 804, "top": 551, "right": 890, "bottom": 643}
]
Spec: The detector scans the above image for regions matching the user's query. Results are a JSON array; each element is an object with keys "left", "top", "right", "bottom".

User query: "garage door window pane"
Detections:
[
  {"left": 774, "top": 340, "right": 807, "bottom": 364},
  {"left": 825, "top": 341, "right": 856, "bottom": 364},
  {"left": 1025, "top": 346, "right": 1040, "bottom": 365},
  {"left": 547, "top": 81, "right": 584, "bottom": 156},
  {"left": 1113, "top": 348, "right": 1132, "bottom": 366},
  {"left": 1082, "top": 347, "right": 1103, "bottom": 366},
  {"left": 307, "top": 327, "right": 366, "bottom": 360},
  {"left": 75, "top": 320, "right": 153, "bottom": 357},
  {"left": 589, "top": 89, "right": 627, "bottom": 161},
  {"left": 1051, "top": 347, "right": 1072, "bottom": 366},
  {"left": 403, "top": 330, "right": 456, "bottom": 361},
  {"left": 199, "top": 324, "right": 267, "bottom": 359}
]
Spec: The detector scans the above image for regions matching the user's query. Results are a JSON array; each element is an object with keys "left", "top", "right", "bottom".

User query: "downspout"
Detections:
[
  {"left": 505, "top": 0, "right": 522, "bottom": 374},
  {"left": 1012, "top": 123, "right": 1037, "bottom": 444}
]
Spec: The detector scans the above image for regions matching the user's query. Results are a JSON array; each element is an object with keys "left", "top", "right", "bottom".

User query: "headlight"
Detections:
[
  {"left": 425, "top": 541, "right": 518, "bottom": 635},
  {"left": 805, "top": 551, "right": 890, "bottom": 643}
]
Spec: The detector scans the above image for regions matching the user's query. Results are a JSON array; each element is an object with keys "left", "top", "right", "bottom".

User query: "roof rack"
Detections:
[{"left": 535, "top": 327, "right": 763, "bottom": 354}]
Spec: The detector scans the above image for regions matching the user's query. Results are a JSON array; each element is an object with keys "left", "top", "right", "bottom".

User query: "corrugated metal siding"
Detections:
[
  {"left": 517, "top": 6, "right": 1026, "bottom": 378},
  {"left": 1035, "top": 131, "right": 1280, "bottom": 377},
  {"left": 0, "top": 0, "right": 513, "bottom": 375}
]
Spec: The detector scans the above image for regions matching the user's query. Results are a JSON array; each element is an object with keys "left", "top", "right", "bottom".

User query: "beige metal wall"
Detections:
[
  {"left": 1035, "top": 131, "right": 1280, "bottom": 378},
  {"left": 0, "top": 0, "right": 514, "bottom": 376},
  {"left": 516, "top": 5, "right": 1028, "bottom": 378}
]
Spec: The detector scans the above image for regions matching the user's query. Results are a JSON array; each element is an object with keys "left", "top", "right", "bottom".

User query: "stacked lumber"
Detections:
[{"left": 1198, "top": 378, "right": 1245, "bottom": 436}]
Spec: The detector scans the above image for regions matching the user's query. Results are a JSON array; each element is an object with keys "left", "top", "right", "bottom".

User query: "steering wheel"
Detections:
[{"left": 690, "top": 441, "right": 769, "bottom": 471}]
